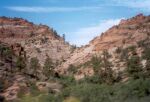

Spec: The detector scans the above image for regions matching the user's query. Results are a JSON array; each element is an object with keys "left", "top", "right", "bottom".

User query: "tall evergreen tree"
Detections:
[
  {"left": 43, "top": 56, "right": 54, "bottom": 78},
  {"left": 63, "top": 34, "right": 65, "bottom": 41},
  {"left": 91, "top": 55, "right": 102, "bottom": 74},
  {"left": 16, "top": 56, "right": 26, "bottom": 72},
  {"left": 101, "top": 50, "right": 114, "bottom": 84},
  {"left": 30, "top": 57, "right": 41, "bottom": 78},
  {"left": 127, "top": 55, "right": 143, "bottom": 79}
]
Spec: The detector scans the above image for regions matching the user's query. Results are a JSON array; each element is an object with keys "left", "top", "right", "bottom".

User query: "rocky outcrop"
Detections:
[
  {"left": 0, "top": 17, "right": 73, "bottom": 65},
  {"left": 0, "top": 14, "right": 150, "bottom": 100},
  {"left": 91, "top": 14, "right": 150, "bottom": 51},
  {"left": 0, "top": 17, "right": 74, "bottom": 101},
  {"left": 1, "top": 75, "right": 27, "bottom": 101},
  {"left": 1, "top": 14, "right": 150, "bottom": 80},
  {"left": 0, "top": 42, "right": 28, "bottom": 101},
  {"left": 57, "top": 14, "right": 150, "bottom": 79},
  {"left": 36, "top": 82, "right": 62, "bottom": 94}
]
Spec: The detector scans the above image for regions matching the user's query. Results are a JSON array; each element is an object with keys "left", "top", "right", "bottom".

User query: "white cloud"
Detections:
[
  {"left": 5, "top": 6, "right": 101, "bottom": 13},
  {"left": 5, "top": 0, "right": 150, "bottom": 13},
  {"left": 67, "top": 19, "right": 122, "bottom": 46},
  {"left": 112, "top": 0, "right": 150, "bottom": 11}
]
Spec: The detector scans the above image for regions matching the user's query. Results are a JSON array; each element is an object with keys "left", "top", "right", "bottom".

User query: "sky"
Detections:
[{"left": 0, "top": 0, "right": 150, "bottom": 46}]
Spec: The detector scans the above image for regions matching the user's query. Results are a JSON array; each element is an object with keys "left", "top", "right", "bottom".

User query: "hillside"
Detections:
[
  {"left": 0, "top": 17, "right": 73, "bottom": 65},
  {"left": 57, "top": 14, "right": 150, "bottom": 79},
  {"left": 0, "top": 17, "right": 74, "bottom": 101},
  {"left": 0, "top": 14, "right": 150, "bottom": 102}
]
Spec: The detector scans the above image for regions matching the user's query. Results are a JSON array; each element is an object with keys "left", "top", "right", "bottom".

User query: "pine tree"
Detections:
[
  {"left": 91, "top": 55, "right": 102, "bottom": 74},
  {"left": 43, "top": 56, "right": 54, "bottom": 78},
  {"left": 63, "top": 34, "right": 65, "bottom": 41},
  {"left": 68, "top": 64, "right": 77, "bottom": 75},
  {"left": 101, "top": 50, "right": 114, "bottom": 84},
  {"left": 16, "top": 56, "right": 26, "bottom": 72},
  {"left": 127, "top": 55, "right": 143, "bottom": 79},
  {"left": 30, "top": 57, "right": 41, "bottom": 78}
]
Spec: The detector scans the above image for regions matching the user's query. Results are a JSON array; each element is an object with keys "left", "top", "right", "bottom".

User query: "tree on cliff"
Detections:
[
  {"left": 29, "top": 57, "right": 41, "bottom": 78},
  {"left": 16, "top": 56, "right": 26, "bottom": 72},
  {"left": 127, "top": 55, "right": 143, "bottom": 79},
  {"left": 43, "top": 56, "right": 54, "bottom": 79}
]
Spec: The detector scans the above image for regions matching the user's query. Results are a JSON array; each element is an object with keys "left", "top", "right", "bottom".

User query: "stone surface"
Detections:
[
  {"left": 57, "top": 14, "right": 150, "bottom": 77},
  {"left": 0, "top": 17, "right": 73, "bottom": 65}
]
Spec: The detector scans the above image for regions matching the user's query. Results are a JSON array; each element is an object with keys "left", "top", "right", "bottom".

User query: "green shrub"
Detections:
[
  {"left": 89, "top": 50, "right": 115, "bottom": 85},
  {"left": 57, "top": 78, "right": 150, "bottom": 102},
  {"left": 18, "top": 78, "right": 150, "bottom": 102},
  {"left": 116, "top": 47, "right": 122, "bottom": 54},
  {"left": 68, "top": 64, "right": 77, "bottom": 75},
  {"left": 59, "top": 75, "right": 76, "bottom": 87},
  {"left": 17, "top": 86, "right": 29, "bottom": 98},
  {"left": 138, "top": 40, "right": 146, "bottom": 47},
  {"left": 19, "top": 83, "right": 56, "bottom": 102},
  {"left": 0, "top": 44, "right": 13, "bottom": 59},
  {"left": 127, "top": 45, "right": 136, "bottom": 52},
  {"left": 91, "top": 55, "right": 102, "bottom": 74},
  {"left": 82, "top": 75, "right": 101, "bottom": 84},
  {"left": 19, "top": 95, "right": 36, "bottom": 102},
  {"left": 43, "top": 56, "right": 54, "bottom": 79},
  {"left": 142, "top": 48, "right": 150, "bottom": 60},
  {"left": 38, "top": 94, "right": 55, "bottom": 102},
  {"left": 127, "top": 55, "right": 144, "bottom": 79},
  {"left": 137, "top": 38, "right": 149, "bottom": 48},
  {"left": 29, "top": 84, "right": 41, "bottom": 97},
  {"left": 59, "top": 83, "right": 113, "bottom": 102},
  {"left": 63, "top": 97, "right": 80, "bottom": 102},
  {"left": 120, "top": 48, "right": 129, "bottom": 61},
  {"left": 113, "top": 78, "right": 150, "bottom": 102},
  {"left": 29, "top": 57, "right": 41, "bottom": 78},
  {"left": 101, "top": 50, "right": 114, "bottom": 84},
  {"left": 16, "top": 56, "right": 26, "bottom": 71}
]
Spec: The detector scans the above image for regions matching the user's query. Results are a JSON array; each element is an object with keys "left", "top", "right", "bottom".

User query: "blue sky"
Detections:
[{"left": 0, "top": 0, "right": 150, "bottom": 46}]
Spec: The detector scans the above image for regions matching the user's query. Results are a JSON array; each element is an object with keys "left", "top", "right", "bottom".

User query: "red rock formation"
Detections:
[
  {"left": 0, "top": 17, "right": 72, "bottom": 65},
  {"left": 91, "top": 14, "right": 150, "bottom": 51},
  {"left": 57, "top": 14, "right": 150, "bottom": 77}
]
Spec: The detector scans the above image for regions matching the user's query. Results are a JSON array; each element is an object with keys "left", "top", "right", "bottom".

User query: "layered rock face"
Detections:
[
  {"left": 0, "top": 17, "right": 74, "bottom": 101},
  {"left": 0, "top": 14, "right": 150, "bottom": 100},
  {"left": 0, "top": 42, "right": 27, "bottom": 101},
  {"left": 0, "top": 14, "right": 150, "bottom": 79},
  {"left": 57, "top": 14, "right": 150, "bottom": 78},
  {"left": 91, "top": 14, "right": 150, "bottom": 51},
  {"left": 0, "top": 17, "right": 73, "bottom": 65}
]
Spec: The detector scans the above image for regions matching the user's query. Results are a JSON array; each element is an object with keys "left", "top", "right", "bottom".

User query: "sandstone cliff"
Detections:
[
  {"left": 0, "top": 17, "right": 73, "bottom": 65},
  {"left": 57, "top": 14, "right": 150, "bottom": 79}
]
